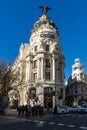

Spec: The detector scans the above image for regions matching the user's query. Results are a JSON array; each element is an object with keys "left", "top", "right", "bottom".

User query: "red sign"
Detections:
[
  {"left": 44, "top": 96, "right": 52, "bottom": 99},
  {"left": 29, "top": 95, "right": 36, "bottom": 99}
]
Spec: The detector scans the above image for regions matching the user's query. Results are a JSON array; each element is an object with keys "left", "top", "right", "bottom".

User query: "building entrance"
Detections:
[
  {"left": 44, "top": 87, "right": 53, "bottom": 109},
  {"left": 29, "top": 88, "right": 36, "bottom": 107}
]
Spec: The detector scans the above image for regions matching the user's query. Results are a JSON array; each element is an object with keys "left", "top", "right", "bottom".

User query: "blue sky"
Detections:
[{"left": 0, "top": 0, "right": 87, "bottom": 80}]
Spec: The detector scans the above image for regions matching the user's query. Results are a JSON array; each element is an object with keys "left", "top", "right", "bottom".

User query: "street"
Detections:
[{"left": 0, "top": 112, "right": 87, "bottom": 130}]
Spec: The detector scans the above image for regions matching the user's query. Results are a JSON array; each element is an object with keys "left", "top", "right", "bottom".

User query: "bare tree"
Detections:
[
  {"left": 0, "top": 60, "right": 12, "bottom": 100},
  {"left": 0, "top": 59, "right": 18, "bottom": 101}
]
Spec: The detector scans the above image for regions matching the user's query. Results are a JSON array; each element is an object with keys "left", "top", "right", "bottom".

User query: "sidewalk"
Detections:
[
  {"left": 5, "top": 108, "right": 53, "bottom": 118},
  {"left": 5, "top": 108, "right": 18, "bottom": 116},
  {"left": 4, "top": 109, "right": 53, "bottom": 121}
]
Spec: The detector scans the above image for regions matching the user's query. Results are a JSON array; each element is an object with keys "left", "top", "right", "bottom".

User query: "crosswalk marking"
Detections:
[
  {"left": 33, "top": 120, "right": 39, "bottom": 122},
  {"left": 26, "top": 119, "right": 32, "bottom": 122},
  {"left": 68, "top": 125, "right": 75, "bottom": 127},
  {"left": 39, "top": 121, "right": 46, "bottom": 124},
  {"left": 48, "top": 122, "right": 55, "bottom": 125},
  {"left": 21, "top": 119, "right": 26, "bottom": 121},
  {"left": 80, "top": 127, "right": 87, "bottom": 129},
  {"left": 1, "top": 114, "right": 87, "bottom": 129},
  {"left": 57, "top": 123, "right": 65, "bottom": 126}
]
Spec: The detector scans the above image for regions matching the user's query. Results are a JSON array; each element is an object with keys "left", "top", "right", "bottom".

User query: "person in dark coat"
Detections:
[
  {"left": 17, "top": 105, "right": 22, "bottom": 117},
  {"left": 53, "top": 105, "right": 58, "bottom": 116},
  {"left": 38, "top": 105, "right": 44, "bottom": 117},
  {"left": 21, "top": 105, "right": 25, "bottom": 116}
]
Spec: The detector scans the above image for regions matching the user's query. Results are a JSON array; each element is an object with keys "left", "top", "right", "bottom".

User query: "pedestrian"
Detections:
[
  {"left": 25, "top": 105, "right": 28, "bottom": 116},
  {"left": 21, "top": 105, "right": 25, "bottom": 116},
  {"left": 17, "top": 105, "right": 22, "bottom": 117},
  {"left": 38, "top": 105, "right": 44, "bottom": 117},
  {"left": 53, "top": 105, "right": 58, "bottom": 116}
]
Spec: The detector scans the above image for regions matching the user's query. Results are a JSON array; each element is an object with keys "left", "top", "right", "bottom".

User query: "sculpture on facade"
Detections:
[{"left": 39, "top": 6, "right": 51, "bottom": 14}]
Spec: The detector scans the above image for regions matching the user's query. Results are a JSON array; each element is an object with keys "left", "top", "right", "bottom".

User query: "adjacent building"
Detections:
[
  {"left": 66, "top": 58, "right": 87, "bottom": 106},
  {"left": 8, "top": 6, "right": 65, "bottom": 110}
]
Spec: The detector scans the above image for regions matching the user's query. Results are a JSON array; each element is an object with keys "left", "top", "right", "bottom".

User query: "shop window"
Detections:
[
  {"left": 44, "top": 87, "right": 53, "bottom": 96},
  {"left": 44, "top": 87, "right": 53, "bottom": 109}
]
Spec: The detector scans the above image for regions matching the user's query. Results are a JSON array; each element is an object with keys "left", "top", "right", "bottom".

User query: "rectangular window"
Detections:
[
  {"left": 33, "top": 60, "right": 37, "bottom": 68},
  {"left": 45, "top": 72, "right": 50, "bottom": 80},
  {"left": 34, "top": 73, "right": 37, "bottom": 81},
  {"left": 44, "top": 88, "right": 49, "bottom": 93},
  {"left": 46, "top": 45, "right": 49, "bottom": 51},
  {"left": 45, "top": 59, "right": 50, "bottom": 68},
  {"left": 35, "top": 46, "right": 38, "bottom": 51}
]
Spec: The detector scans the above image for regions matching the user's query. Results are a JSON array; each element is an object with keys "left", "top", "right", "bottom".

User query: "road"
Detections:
[{"left": 0, "top": 112, "right": 87, "bottom": 130}]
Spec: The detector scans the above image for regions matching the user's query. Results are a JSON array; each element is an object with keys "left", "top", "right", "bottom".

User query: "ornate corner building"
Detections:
[
  {"left": 66, "top": 58, "right": 87, "bottom": 106},
  {"left": 8, "top": 7, "right": 65, "bottom": 109}
]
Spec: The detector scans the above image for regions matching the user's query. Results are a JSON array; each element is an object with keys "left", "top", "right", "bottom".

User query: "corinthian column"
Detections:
[
  {"left": 41, "top": 57, "right": 44, "bottom": 80},
  {"left": 28, "top": 60, "right": 31, "bottom": 81},
  {"left": 52, "top": 55, "right": 56, "bottom": 106},
  {"left": 37, "top": 58, "right": 40, "bottom": 80},
  {"left": 26, "top": 57, "right": 31, "bottom": 81},
  {"left": 26, "top": 61, "right": 28, "bottom": 81},
  {"left": 52, "top": 55, "right": 55, "bottom": 81}
]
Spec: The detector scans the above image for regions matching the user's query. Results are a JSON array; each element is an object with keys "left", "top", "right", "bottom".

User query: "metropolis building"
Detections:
[{"left": 8, "top": 6, "right": 65, "bottom": 109}]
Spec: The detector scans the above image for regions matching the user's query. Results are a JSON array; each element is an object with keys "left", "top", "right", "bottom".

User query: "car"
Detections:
[
  {"left": 57, "top": 105, "right": 71, "bottom": 114},
  {"left": 70, "top": 106, "right": 79, "bottom": 113},
  {"left": 78, "top": 104, "right": 87, "bottom": 113}
]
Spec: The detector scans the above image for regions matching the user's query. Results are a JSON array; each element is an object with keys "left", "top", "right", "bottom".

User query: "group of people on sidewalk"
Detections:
[
  {"left": 17, "top": 104, "right": 44, "bottom": 117},
  {"left": 17, "top": 104, "right": 59, "bottom": 117}
]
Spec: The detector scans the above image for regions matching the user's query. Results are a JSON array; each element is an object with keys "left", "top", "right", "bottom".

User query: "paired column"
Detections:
[
  {"left": 37, "top": 58, "right": 40, "bottom": 80},
  {"left": 26, "top": 57, "right": 31, "bottom": 81},
  {"left": 52, "top": 55, "right": 56, "bottom": 106},
  {"left": 41, "top": 57, "right": 44, "bottom": 80},
  {"left": 52, "top": 55, "right": 55, "bottom": 81}
]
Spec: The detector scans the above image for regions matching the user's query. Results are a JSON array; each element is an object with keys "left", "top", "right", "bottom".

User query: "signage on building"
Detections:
[
  {"left": 29, "top": 95, "right": 36, "bottom": 100},
  {"left": 40, "top": 33, "right": 55, "bottom": 39},
  {"left": 44, "top": 96, "right": 52, "bottom": 99}
]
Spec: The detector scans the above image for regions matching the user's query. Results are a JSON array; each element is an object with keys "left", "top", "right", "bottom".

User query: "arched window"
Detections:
[
  {"left": 29, "top": 88, "right": 36, "bottom": 100},
  {"left": 30, "top": 88, "right": 36, "bottom": 96}
]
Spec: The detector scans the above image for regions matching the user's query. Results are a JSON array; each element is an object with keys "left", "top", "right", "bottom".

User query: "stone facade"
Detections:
[
  {"left": 66, "top": 58, "right": 87, "bottom": 106},
  {"left": 8, "top": 13, "right": 65, "bottom": 109}
]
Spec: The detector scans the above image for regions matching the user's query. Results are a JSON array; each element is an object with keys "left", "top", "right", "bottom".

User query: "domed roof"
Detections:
[
  {"left": 30, "top": 7, "right": 60, "bottom": 45},
  {"left": 75, "top": 58, "right": 80, "bottom": 64},
  {"left": 31, "top": 14, "right": 58, "bottom": 34},
  {"left": 72, "top": 58, "right": 84, "bottom": 69}
]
